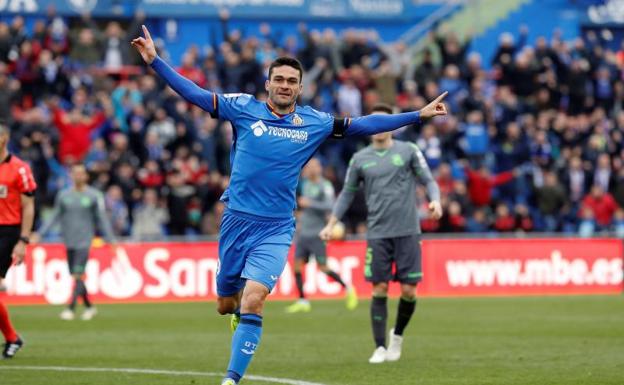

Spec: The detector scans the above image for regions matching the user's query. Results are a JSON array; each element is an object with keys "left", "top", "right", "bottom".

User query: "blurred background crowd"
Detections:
[{"left": 2, "top": 4, "right": 624, "bottom": 240}]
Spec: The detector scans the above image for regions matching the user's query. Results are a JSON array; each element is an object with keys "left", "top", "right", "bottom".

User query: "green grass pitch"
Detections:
[{"left": 1, "top": 295, "right": 623, "bottom": 385}]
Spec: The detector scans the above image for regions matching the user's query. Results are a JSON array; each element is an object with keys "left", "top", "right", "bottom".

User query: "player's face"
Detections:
[
  {"left": 266, "top": 65, "right": 302, "bottom": 109},
  {"left": 71, "top": 166, "right": 89, "bottom": 186},
  {"left": 305, "top": 158, "right": 322, "bottom": 178}
]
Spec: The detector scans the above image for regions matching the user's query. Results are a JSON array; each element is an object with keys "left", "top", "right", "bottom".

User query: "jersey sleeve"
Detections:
[
  {"left": 16, "top": 162, "right": 37, "bottom": 195},
  {"left": 409, "top": 143, "right": 440, "bottom": 202},
  {"left": 213, "top": 93, "right": 254, "bottom": 121},
  {"left": 311, "top": 108, "right": 348, "bottom": 139},
  {"left": 332, "top": 157, "right": 361, "bottom": 220},
  {"left": 345, "top": 111, "right": 421, "bottom": 137},
  {"left": 150, "top": 56, "right": 215, "bottom": 113}
]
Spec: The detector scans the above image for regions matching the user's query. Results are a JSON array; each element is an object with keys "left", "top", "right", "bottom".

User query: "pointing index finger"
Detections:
[
  {"left": 142, "top": 24, "right": 152, "bottom": 40},
  {"left": 433, "top": 91, "right": 449, "bottom": 103}
]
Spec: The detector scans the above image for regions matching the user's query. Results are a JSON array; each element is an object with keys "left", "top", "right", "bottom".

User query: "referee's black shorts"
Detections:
[{"left": 0, "top": 225, "right": 20, "bottom": 278}]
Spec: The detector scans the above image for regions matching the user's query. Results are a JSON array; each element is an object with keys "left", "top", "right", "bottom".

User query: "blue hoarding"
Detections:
[{"left": 0, "top": 0, "right": 440, "bottom": 21}]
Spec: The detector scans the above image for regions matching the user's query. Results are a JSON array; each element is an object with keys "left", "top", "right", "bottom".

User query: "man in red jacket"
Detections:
[
  {"left": 464, "top": 164, "right": 515, "bottom": 207},
  {"left": 580, "top": 185, "right": 619, "bottom": 229},
  {"left": 52, "top": 102, "right": 106, "bottom": 164}
]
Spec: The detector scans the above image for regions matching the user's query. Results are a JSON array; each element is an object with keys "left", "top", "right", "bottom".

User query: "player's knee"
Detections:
[
  {"left": 318, "top": 264, "right": 329, "bottom": 272},
  {"left": 241, "top": 292, "right": 267, "bottom": 314},
  {"left": 372, "top": 282, "right": 389, "bottom": 296},
  {"left": 216, "top": 297, "right": 237, "bottom": 315},
  {"left": 243, "top": 293, "right": 264, "bottom": 310},
  {"left": 400, "top": 284, "right": 417, "bottom": 299}
]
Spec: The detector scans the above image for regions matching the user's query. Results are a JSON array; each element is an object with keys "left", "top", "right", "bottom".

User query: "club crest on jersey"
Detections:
[
  {"left": 0, "top": 184, "right": 7, "bottom": 198},
  {"left": 292, "top": 114, "right": 304, "bottom": 126},
  {"left": 250, "top": 120, "right": 308, "bottom": 144}
]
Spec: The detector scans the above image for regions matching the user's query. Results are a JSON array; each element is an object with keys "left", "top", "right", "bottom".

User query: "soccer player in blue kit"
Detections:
[{"left": 132, "top": 26, "right": 448, "bottom": 384}]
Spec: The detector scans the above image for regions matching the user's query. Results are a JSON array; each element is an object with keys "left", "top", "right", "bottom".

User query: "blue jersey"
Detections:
[
  {"left": 150, "top": 56, "right": 423, "bottom": 219},
  {"left": 216, "top": 94, "right": 335, "bottom": 218}
]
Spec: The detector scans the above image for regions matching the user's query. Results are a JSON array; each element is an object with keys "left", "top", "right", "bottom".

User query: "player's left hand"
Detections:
[
  {"left": 419, "top": 92, "right": 448, "bottom": 120},
  {"left": 428, "top": 200, "right": 443, "bottom": 220},
  {"left": 11, "top": 241, "right": 26, "bottom": 266}
]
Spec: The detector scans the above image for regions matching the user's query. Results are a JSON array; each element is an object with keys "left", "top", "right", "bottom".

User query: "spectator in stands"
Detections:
[
  {"left": 580, "top": 184, "right": 618, "bottom": 230},
  {"left": 562, "top": 156, "right": 590, "bottom": 205},
  {"left": 613, "top": 209, "right": 624, "bottom": 238},
  {"left": 105, "top": 184, "right": 129, "bottom": 236},
  {"left": 3, "top": 13, "right": 624, "bottom": 237},
  {"left": 514, "top": 204, "right": 534, "bottom": 232},
  {"left": 464, "top": 163, "right": 515, "bottom": 208},
  {"left": 132, "top": 189, "right": 169, "bottom": 240},
  {"left": 459, "top": 110, "right": 488, "bottom": 166},
  {"left": 50, "top": 96, "right": 108, "bottom": 164},
  {"left": 431, "top": 25, "right": 472, "bottom": 68},
  {"left": 164, "top": 169, "right": 194, "bottom": 235},
  {"left": 466, "top": 208, "right": 489, "bottom": 233},
  {"left": 535, "top": 171, "right": 568, "bottom": 231},
  {"left": 440, "top": 201, "right": 466, "bottom": 232},
  {"left": 492, "top": 203, "right": 515, "bottom": 232},
  {"left": 578, "top": 206, "right": 596, "bottom": 238}
]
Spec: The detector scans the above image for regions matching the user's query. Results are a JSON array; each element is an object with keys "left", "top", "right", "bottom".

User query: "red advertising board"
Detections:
[
  {"left": 419, "top": 238, "right": 624, "bottom": 296},
  {"left": 2, "top": 239, "right": 622, "bottom": 305}
]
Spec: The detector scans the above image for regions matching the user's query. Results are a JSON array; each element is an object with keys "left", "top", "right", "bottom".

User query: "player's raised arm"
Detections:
[
  {"left": 131, "top": 25, "right": 216, "bottom": 114},
  {"left": 337, "top": 92, "right": 448, "bottom": 137}
]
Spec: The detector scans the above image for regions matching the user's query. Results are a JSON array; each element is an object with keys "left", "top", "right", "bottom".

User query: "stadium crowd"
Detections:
[{"left": 2, "top": 9, "right": 624, "bottom": 239}]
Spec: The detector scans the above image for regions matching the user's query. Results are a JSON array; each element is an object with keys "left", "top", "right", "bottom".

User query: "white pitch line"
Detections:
[{"left": 0, "top": 365, "right": 329, "bottom": 385}]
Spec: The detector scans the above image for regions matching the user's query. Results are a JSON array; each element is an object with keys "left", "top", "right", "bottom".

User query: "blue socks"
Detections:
[{"left": 225, "top": 313, "right": 263, "bottom": 383}]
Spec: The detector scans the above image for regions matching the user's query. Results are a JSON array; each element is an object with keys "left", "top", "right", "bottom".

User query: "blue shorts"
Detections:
[{"left": 217, "top": 208, "right": 296, "bottom": 297}]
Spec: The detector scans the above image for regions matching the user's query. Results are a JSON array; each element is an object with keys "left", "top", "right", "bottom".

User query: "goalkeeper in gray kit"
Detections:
[
  {"left": 320, "top": 101, "right": 444, "bottom": 364},
  {"left": 33, "top": 164, "right": 117, "bottom": 321}
]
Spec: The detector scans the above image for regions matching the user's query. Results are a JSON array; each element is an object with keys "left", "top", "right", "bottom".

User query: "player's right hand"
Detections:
[
  {"left": 131, "top": 25, "right": 157, "bottom": 65},
  {"left": 11, "top": 242, "right": 26, "bottom": 266},
  {"left": 319, "top": 225, "right": 333, "bottom": 241},
  {"left": 419, "top": 91, "right": 448, "bottom": 120}
]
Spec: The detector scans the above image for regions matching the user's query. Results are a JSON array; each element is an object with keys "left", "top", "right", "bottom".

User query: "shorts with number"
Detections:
[
  {"left": 217, "top": 208, "right": 295, "bottom": 297},
  {"left": 294, "top": 235, "right": 327, "bottom": 265},
  {"left": 0, "top": 225, "right": 20, "bottom": 278},
  {"left": 68, "top": 248, "right": 90, "bottom": 275},
  {"left": 365, "top": 234, "right": 422, "bottom": 284}
]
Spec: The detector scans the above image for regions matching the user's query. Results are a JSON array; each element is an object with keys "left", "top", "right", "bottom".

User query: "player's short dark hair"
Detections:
[
  {"left": 268, "top": 57, "right": 304, "bottom": 82},
  {"left": 371, "top": 103, "right": 394, "bottom": 114}
]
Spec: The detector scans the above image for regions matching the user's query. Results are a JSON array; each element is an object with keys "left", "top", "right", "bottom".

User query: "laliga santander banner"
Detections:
[
  {"left": 3, "top": 241, "right": 371, "bottom": 305},
  {"left": 3, "top": 239, "right": 623, "bottom": 305}
]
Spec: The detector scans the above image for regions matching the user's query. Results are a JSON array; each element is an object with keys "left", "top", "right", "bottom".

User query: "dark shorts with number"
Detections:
[
  {"left": 365, "top": 234, "right": 422, "bottom": 284},
  {"left": 294, "top": 235, "right": 327, "bottom": 265},
  {"left": 67, "top": 248, "right": 90, "bottom": 275},
  {"left": 0, "top": 225, "right": 20, "bottom": 278}
]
